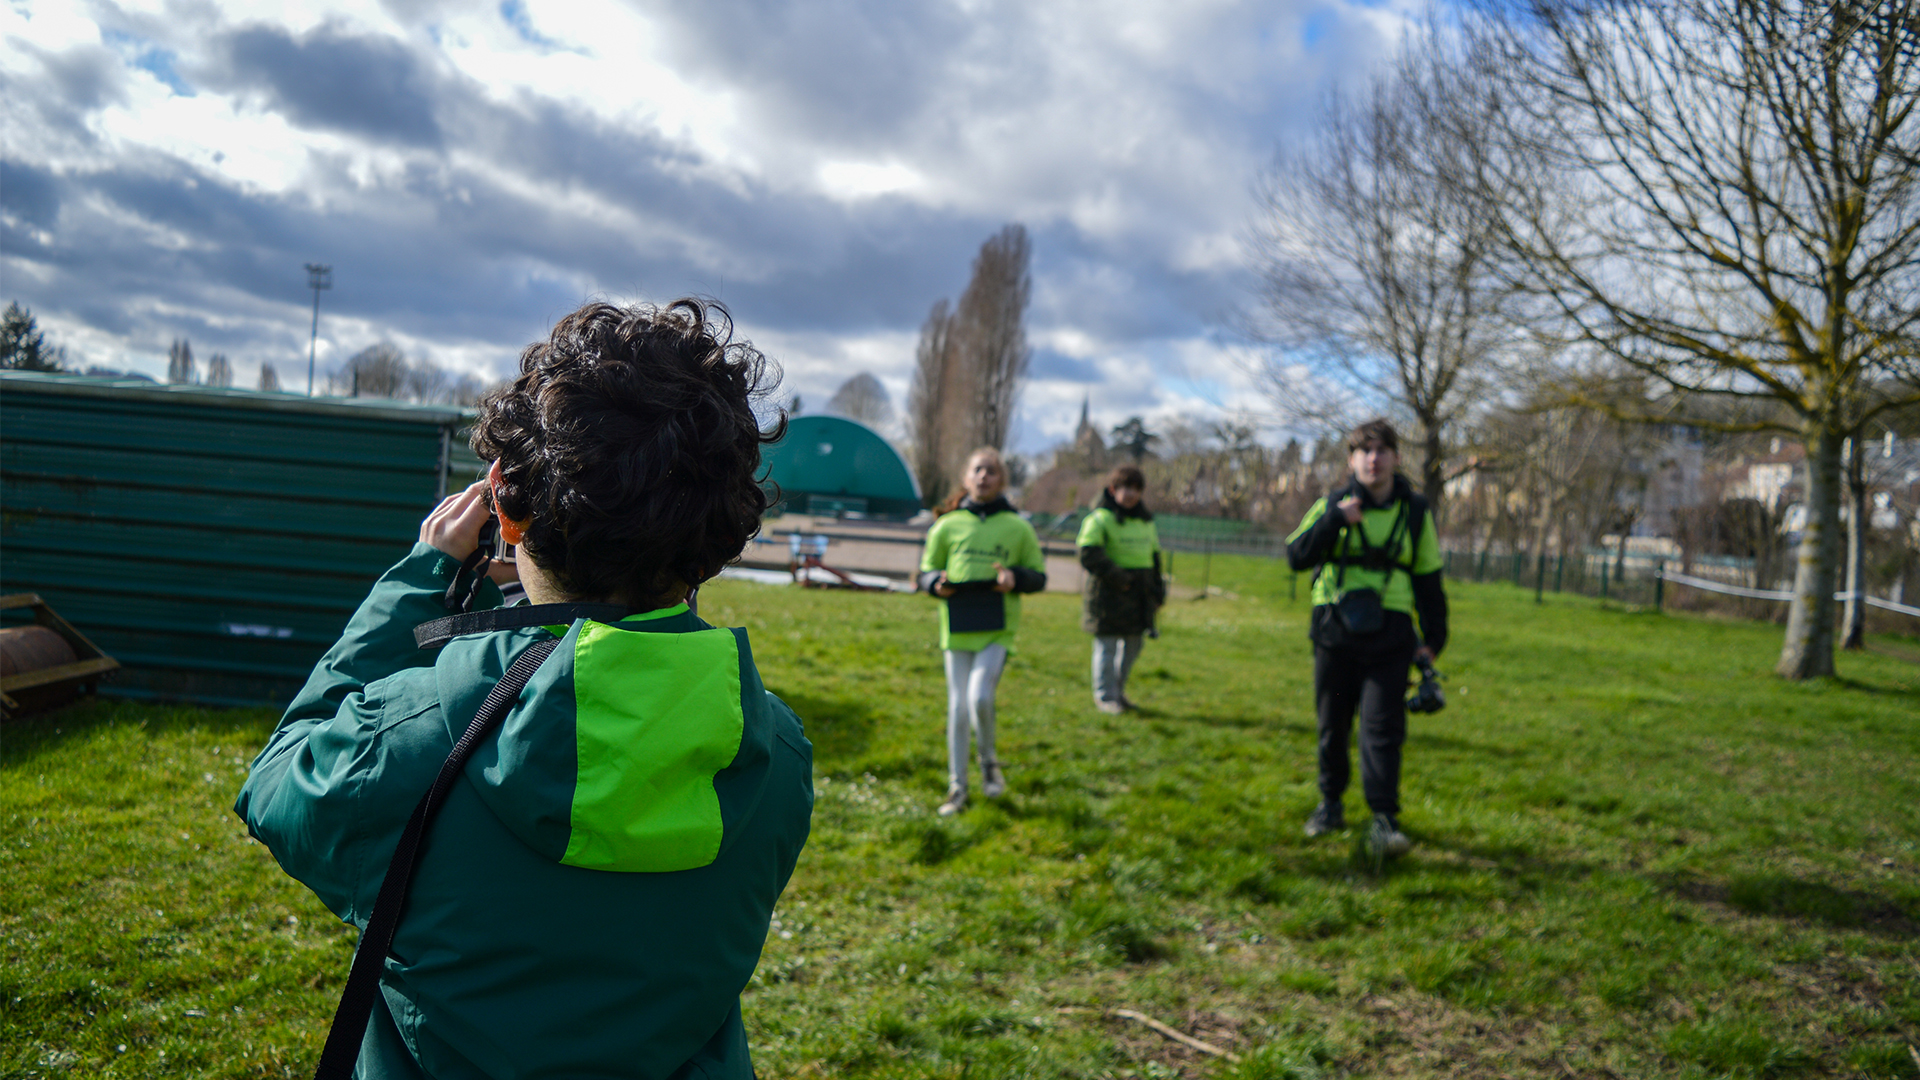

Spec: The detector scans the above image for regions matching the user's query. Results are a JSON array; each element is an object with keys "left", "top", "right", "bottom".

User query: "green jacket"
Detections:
[
  {"left": 1076, "top": 497, "right": 1165, "bottom": 636},
  {"left": 918, "top": 497, "right": 1047, "bottom": 652},
  {"left": 235, "top": 544, "right": 814, "bottom": 1079}
]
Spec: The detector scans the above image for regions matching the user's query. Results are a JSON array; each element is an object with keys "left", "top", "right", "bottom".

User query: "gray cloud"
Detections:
[
  {"left": 0, "top": 160, "right": 62, "bottom": 230},
  {"left": 650, "top": 0, "right": 972, "bottom": 148},
  {"left": 7, "top": 0, "right": 1407, "bottom": 433},
  {"left": 217, "top": 24, "right": 444, "bottom": 147}
]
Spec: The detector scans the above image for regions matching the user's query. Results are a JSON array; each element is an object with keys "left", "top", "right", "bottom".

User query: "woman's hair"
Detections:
[
  {"left": 1106, "top": 464, "right": 1145, "bottom": 491},
  {"left": 935, "top": 446, "right": 1006, "bottom": 515},
  {"left": 1346, "top": 417, "right": 1400, "bottom": 453},
  {"left": 471, "top": 299, "right": 785, "bottom": 606}
]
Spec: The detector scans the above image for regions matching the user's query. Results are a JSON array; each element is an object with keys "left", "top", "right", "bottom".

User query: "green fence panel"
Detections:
[{"left": 1, "top": 372, "right": 477, "bottom": 707}]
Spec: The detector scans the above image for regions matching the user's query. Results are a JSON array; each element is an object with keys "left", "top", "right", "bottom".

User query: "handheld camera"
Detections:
[{"left": 1406, "top": 657, "right": 1445, "bottom": 715}]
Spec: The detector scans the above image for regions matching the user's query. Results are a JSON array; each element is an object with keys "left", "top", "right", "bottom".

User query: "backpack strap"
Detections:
[
  {"left": 413, "top": 604, "right": 638, "bottom": 649},
  {"left": 1332, "top": 496, "right": 1412, "bottom": 596},
  {"left": 312, "top": 637, "right": 563, "bottom": 1080}
]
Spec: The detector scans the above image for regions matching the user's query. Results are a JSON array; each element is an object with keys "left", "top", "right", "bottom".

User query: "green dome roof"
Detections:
[{"left": 761, "top": 415, "right": 922, "bottom": 518}]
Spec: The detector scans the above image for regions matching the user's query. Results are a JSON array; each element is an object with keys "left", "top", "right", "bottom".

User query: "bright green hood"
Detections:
[{"left": 436, "top": 604, "right": 775, "bottom": 875}]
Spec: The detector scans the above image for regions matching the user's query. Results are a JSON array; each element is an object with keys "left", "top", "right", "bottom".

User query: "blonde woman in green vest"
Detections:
[
  {"left": 1076, "top": 464, "right": 1166, "bottom": 713},
  {"left": 919, "top": 447, "right": 1048, "bottom": 816}
]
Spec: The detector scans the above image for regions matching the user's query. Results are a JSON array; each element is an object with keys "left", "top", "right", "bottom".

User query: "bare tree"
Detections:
[
  {"left": 907, "top": 225, "right": 1034, "bottom": 505},
  {"left": 327, "top": 343, "right": 491, "bottom": 404},
  {"left": 257, "top": 362, "right": 281, "bottom": 392},
  {"left": 954, "top": 224, "right": 1032, "bottom": 452},
  {"left": 166, "top": 338, "right": 195, "bottom": 384},
  {"left": 332, "top": 343, "right": 409, "bottom": 398},
  {"left": 908, "top": 298, "right": 957, "bottom": 504},
  {"left": 204, "top": 353, "right": 233, "bottom": 388},
  {"left": 825, "top": 372, "right": 896, "bottom": 431},
  {"left": 1468, "top": 0, "right": 1920, "bottom": 677},
  {"left": 1251, "top": 28, "right": 1509, "bottom": 517}
]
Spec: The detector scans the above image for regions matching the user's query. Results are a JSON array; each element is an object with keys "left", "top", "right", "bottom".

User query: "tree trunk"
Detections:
[
  {"left": 1841, "top": 434, "right": 1867, "bottom": 650},
  {"left": 1419, "top": 421, "right": 1446, "bottom": 520},
  {"left": 1776, "top": 427, "right": 1844, "bottom": 678}
]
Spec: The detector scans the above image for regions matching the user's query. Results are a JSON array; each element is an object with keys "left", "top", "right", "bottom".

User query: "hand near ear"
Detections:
[{"left": 421, "top": 481, "right": 494, "bottom": 560}]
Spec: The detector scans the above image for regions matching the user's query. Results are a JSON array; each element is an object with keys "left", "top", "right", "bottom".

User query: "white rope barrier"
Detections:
[{"left": 1659, "top": 570, "right": 1920, "bottom": 617}]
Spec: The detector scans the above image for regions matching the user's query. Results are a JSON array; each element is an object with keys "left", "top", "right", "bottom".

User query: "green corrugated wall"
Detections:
[{"left": 0, "top": 372, "right": 485, "bottom": 707}]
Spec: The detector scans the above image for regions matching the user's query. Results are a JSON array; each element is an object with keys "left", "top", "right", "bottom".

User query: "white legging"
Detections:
[{"left": 943, "top": 644, "right": 1007, "bottom": 789}]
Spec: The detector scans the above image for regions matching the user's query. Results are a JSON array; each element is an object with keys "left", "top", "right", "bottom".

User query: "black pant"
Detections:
[{"left": 1313, "top": 610, "right": 1416, "bottom": 816}]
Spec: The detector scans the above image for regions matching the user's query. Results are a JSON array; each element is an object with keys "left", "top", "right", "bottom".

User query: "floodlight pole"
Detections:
[{"left": 305, "top": 263, "right": 332, "bottom": 396}]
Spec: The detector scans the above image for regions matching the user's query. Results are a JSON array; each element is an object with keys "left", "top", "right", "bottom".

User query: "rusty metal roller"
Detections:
[{"left": 0, "top": 626, "right": 80, "bottom": 678}]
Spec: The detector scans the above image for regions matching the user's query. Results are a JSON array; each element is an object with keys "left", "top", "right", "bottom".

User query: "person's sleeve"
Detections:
[
  {"left": 1286, "top": 498, "right": 1342, "bottom": 572},
  {"left": 1079, "top": 544, "right": 1120, "bottom": 580},
  {"left": 281, "top": 542, "right": 499, "bottom": 735},
  {"left": 1412, "top": 571, "right": 1449, "bottom": 657},
  {"left": 1074, "top": 511, "right": 1104, "bottom": 549},
  {"left": 1150, "top": 524, "right": 1167, "bottom": 607},
  {"left": 1412, "top": 508, "right": 1443, "bottom": 575},
  {"left": 234, "top": 672, "right": 449, "bottom": 926},
  {"left": 1077, "top": 511, "right": 1122, "bottom": 581},
  {"left": 233, "top": 544, "right": 497, "bottom": 922},
  {"left": 920, "top": 520, "right": 948, "bottom": 574},
  {"left": 1009, "top": 523, "right": 1047, "bottom": 593},
  {"left": 919, "top": 520, "right": 948, "bottom": 592}
]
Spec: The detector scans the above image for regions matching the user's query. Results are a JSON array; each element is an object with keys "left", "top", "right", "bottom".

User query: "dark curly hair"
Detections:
[{"left": 471, "top": 299, "right": 785, "bottom": 607}]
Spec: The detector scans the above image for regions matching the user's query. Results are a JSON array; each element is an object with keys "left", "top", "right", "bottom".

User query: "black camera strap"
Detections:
[
  {"left": 1331, "top": 496, "right": 1411, "bottom": 597},
  {"left": 413, "top": 604, "right": 638, "bottom": 650},
  {"left": 313, "top": 636, "right": 562, "bottom": 1080},
  {"left": 443, "top": 520, "right": 500, "bottom": 615}
]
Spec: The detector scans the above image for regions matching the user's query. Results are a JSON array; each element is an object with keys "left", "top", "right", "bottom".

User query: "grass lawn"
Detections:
[{"left": 4, "top": 556, "right": 1917, "bottom": 1078}]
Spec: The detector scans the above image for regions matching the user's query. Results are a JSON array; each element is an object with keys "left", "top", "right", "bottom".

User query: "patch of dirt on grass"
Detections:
[
  {"left": 1072, "top": 1006, "right": 1249, "bottom": 1079},
  {"left": 1299, "top": 990, "right": 1634, "bottom": 1079},
  {"left": 1050, "top": 974, "right": 1640, "bottom": 1079}
]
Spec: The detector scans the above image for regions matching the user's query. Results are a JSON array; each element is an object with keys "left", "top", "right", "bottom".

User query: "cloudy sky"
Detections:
[{"left": 3, "top": 0, "right": 1416, "bottom": 452}]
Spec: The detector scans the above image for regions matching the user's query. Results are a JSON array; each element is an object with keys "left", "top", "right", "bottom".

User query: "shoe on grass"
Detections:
[
  {"left": 1095, "top": 699, "right": 1126, "bottom": 715},
  {"left": 937, "top": 784, "right": 968, "bottom": 817},
  {"left": 1369, "top": 813, "right": 1412, "bottom": 858},
  {"left": 981, "top": 762, "right": 1007, "bottom": 799},
  {"left": 1303, "top": 802, "right": 1345, "bottom": 838}
]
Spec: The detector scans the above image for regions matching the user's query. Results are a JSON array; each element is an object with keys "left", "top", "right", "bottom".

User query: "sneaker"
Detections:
[
  {"left": 1303, "top": 802, "right": 1345, "bottom": 838},
  {"left": 1095, "top": 699, "right": 1127, "bottom": 715},
  {"left": 937, "top": 784, "right": 968, "bottom": 817},
  {"left": 981, "top": 762, "right": 1007, "bottom": 799},
  {"left": 1369, "top": 813, "right": 1412, "bottom": 858}
]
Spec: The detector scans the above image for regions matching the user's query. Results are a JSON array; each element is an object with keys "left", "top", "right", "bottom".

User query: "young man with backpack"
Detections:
[{"left": 1285, "top": 419, "right": 1448, "bottom": 857}]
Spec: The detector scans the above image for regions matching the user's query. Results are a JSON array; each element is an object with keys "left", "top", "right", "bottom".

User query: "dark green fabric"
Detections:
[
  {"left": 235, "top": 544, "right": 813, "bottom": 1079},
  {"left": 1077, "top": 505, "right": 1165, "bottom": 636}
]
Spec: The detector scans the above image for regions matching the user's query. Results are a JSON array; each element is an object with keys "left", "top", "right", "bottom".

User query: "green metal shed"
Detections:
[
  {"left": 762, "top": 415, "right": 921, "bottom": 519},
  {"left": 0, "top": 372, "right": 483, "bottom": 707}
]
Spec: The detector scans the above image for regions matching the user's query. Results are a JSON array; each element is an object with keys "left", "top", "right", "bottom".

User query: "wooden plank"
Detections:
[{"left": 1, "top": 656, "right": 121, "bottom": 693}]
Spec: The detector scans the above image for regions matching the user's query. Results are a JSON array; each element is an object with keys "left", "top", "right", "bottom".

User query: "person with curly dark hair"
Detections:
[{"left": 236, "top": 300, "right": 814, "bottom": 1079}]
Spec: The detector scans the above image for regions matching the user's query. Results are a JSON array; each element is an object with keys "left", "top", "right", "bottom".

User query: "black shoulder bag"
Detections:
[
  {"left": 1310, "top": 499, "right": 1410, "bottom": 650},
  {"left": 312, "top": 597, "right": 636, "bottom": 1080}
]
